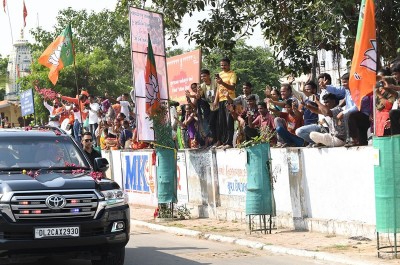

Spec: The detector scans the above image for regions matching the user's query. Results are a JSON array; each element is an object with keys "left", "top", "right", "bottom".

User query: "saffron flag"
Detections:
[
  {"left": 38, "top": 24, "right": 74, "bottom": 85},
  {"left": 349, "top": 0, "right": 376, "bottom": 109},
  {"left": 23, "top": 0, "right": 27, "bottom": 27},
  {"left": 3, "top": 0, "right": 6, "bottom": 13},
  {"left": 144, "top": 34, "right": 160, "bottom": 115}
]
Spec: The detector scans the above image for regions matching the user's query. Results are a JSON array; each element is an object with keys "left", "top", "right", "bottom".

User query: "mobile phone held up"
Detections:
[
  {"left": 376, "top": 81, "right": 384, "bottom": 88},
  {"left": 215, "top": 73, "right": 220, "bottom": 79}
]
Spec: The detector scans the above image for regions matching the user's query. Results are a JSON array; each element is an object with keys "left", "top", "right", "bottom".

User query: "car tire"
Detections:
[{"left": 92, "top": 247, "right": 125, "bottom": 265}]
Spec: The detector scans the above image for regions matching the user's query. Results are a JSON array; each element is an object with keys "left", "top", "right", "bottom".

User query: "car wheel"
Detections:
[{"left": 92, "top": 247, "right": 125, "bottom": 265}]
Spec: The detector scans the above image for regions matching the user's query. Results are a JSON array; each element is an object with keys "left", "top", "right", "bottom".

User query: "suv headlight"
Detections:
[{"left": 100, "top": 189, "right": 128, "bottom": 208}]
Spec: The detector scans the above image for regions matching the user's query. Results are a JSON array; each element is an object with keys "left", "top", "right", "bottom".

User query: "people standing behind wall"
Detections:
[
  {"left": 309, "top": 93, "right": 346, "bottom": 147},
  {"left": 200, "top": 69, "right": 218, "bottom": 146},
  {"left": 87, "top": 95, "right": 100, "bottom": 145},
  {"left": 231, "top": 95, "right": 259, "bottom": 141},
  {"left": 274, "top": 99, "right": 304, "bottom": 147},
  {"left": 346, "top": 93, "right": 373, "bottom": 147},
  {"left": 388, "top": 63, "right": 400, "bottom": 135},
  {"left": 295, "top": 81, "right": 320, "bottom": 146},
  {"left": 375, "top": 77, "right": 397, "bottom": 136},
  {"left": 232, "top": 82, "right": 260, "bottom": 110},
  {"left": 332, "top": 73, "right": 359, "bottom": 145},
  {"left": 182, "top": 104, "right": 198, "bottom": 149},
  {"left": 119, "top": 120, "right": 133, "bottom": 149},
  {"left": 249, "top": 102, "right": 276, "bottom": 144},
  {"left": 213, "top": 57, "right": 237, "bottom": 149},
  {"left": 265, "top": 88, "right": 283, "bottom": 115},
  {"left": 186, "top": 82, "right": 211, "bottom": 147}
]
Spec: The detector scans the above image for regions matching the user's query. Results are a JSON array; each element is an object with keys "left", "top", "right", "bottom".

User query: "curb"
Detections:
[{"left": 131, "top": 219, "right": 375, "bottom": 265}]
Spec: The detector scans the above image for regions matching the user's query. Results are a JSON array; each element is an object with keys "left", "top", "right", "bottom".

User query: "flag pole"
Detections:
[
  {"left": 6, "top": 2, "right": 13, "bottom": 46},
  {"left": 69, "top": 24, "right": 79, "bottom": 96},
  {"left": 69, "top": 24, "right": 84, "bottom": 137}
]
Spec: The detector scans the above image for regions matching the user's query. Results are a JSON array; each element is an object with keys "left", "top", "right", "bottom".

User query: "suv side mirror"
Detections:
[{"left": 94, "top": 157, "right": 109, "bottom": 172}]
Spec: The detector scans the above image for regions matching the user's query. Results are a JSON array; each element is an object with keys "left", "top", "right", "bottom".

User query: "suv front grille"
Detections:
[{"left": 10, "top": 190, "right": 99, "bottom": 222}]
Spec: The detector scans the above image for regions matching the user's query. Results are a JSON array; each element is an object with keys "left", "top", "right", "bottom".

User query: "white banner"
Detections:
[
  {"left": 121, "top": 150, "right": 158, "bottom": 206},
  {"left": 216, "top": 149, "right": 248, "bottom": 196},
  {"left": 129, "top": 7, "right": 168, "bottom": 141}
]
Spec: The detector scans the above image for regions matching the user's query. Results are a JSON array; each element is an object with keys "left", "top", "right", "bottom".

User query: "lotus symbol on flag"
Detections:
[
  {"left": 48, "top": 44, "right": 62, "bottom": 66},
  {"left": 360, "top": 40, "right": 376, "bottom": 71},
  {"left": 145, "top": 73, "right": 159, "bottom": 106}
]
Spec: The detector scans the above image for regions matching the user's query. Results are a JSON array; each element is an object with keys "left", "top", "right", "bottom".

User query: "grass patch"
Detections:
[
  {"left": 165, "top": 223, "right": 186, "bottom": 228},
  {"left": 234, "top": 249, "right": 252, "bottom": 254},
  {"left": 323, "top": 244, "right": 351, "bottom": 251}
]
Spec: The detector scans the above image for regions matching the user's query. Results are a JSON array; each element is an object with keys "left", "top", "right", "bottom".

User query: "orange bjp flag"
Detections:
[
  {"left": 144, "top": 34, "right": 160, "bottom": 115},
  {"left": 349, "top": 0, "right": 376, "bottom": 109},
  {"left": 38, "top": 24, "right": 74, "bottom": 85}
]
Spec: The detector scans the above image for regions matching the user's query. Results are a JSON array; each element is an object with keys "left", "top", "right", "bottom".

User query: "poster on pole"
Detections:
[
  {"left": 129, "top": 7, "right": 169, "bottom": 141},
  {"left": 167, "top": 49, "right": 201, "bottom": 104},
  {"left": 20, "top": 89, "right": 34, "bottom": 116}
]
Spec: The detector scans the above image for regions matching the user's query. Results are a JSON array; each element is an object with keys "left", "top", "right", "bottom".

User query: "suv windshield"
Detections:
[{"left": 0, "top": 136, "right": 90, "bottom": 169}]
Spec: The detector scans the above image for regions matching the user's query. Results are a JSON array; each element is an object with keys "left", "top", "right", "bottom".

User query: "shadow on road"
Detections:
[{"left": 126, "top": 246, "right": 211, "bottom": 265}]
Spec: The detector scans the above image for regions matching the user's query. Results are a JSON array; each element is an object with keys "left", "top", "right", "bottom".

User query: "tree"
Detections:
[
  {"left": 0, "top": 55, "right": 7, "bottom": 100},
  {"left": 150, "top": 0, "right": 399, "bottom": 74},
  {"left": 19, "top": 1, "right": 141, "bottom": 122},
  {"left": 0, "top": 55, "right": 8, "bottom": 75}
]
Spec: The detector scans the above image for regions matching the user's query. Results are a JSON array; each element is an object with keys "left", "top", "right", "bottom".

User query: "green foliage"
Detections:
[
  {"left": 0, "top": 55, "right": 8, "bottom": 75},
  {"left": 236, "top": 125, "right": 276, "bottom": 149},
  {"left": 151, "top": 0, "right": 400, "bottom": 74},
  {"left": 18, "top": 1, "right": 141, "bottom": 122},
  {"left": 0, "top": 88, "right": 5, "bottom": 101},
  {"left": 176, "top": 204, "right": 191, "bottom": 219}
]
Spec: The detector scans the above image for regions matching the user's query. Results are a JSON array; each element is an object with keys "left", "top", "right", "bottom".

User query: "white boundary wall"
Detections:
[{"left": 103, "top": 146, "right": 376, "bottom": 238}]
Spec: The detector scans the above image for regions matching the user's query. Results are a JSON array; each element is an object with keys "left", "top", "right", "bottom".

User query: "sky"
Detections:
[
  {"left": 0, "top": 0, "right": 118, "bottom": 56},
  {"left": 0, "top": 0, "right": 266, "bottom": 57}
]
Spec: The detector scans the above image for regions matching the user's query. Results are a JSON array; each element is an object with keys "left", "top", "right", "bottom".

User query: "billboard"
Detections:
[
  {"left": 167, "top": 49, "right": 201, "bottom": 104},
  {"left": 129, "top": 7, "right": 168, "bottom": 141}
]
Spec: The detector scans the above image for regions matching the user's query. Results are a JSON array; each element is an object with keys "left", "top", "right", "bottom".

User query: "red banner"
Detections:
[{"left": 167, "top": 49, "right": 201, "bottom": 104}]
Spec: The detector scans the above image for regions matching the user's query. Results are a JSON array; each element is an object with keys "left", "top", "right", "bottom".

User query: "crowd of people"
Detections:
[
  {"left": 170, "top": 58, "right": 400, "bottom": 149},
  {"left": 42, "top": 89, "right": 138, "bottom": 153},
  {"left": 39, "top": 57, "right": 400, "bottom": 151}
]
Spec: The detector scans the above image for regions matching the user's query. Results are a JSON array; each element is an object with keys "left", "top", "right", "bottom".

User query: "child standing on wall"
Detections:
[{"left": 183, "top": 104, "right": 199, "bottom": 149}]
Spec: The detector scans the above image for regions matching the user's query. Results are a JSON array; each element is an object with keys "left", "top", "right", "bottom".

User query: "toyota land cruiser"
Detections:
[{"left": 0, "top": 127, "right": 130, "bottom": 264}]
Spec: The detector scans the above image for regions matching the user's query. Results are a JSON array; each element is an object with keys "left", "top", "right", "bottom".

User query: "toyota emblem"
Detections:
[{"left": 45, "top": 194, "right": 67, "bottom": 209}]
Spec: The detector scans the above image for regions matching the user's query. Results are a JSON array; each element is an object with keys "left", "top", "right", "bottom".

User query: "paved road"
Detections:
[
  {"left": 125, "top": 229, "right": 346, "bottom": 265},
  {"left": 22, "top": 229, "right": 347, "bottom": 265}
]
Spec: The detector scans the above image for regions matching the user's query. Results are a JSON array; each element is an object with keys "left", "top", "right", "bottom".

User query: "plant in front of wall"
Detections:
[
  {"left": 176, "top": 204, "right": 191, "bottom": 220},
  {"left": 236, "top": 125, "right": 276, "bottom": 149}
]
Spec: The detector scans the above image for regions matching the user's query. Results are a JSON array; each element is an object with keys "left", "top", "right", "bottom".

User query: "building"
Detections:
[{"left": 5, "top": 29, "right": 32, "bottom": 101}]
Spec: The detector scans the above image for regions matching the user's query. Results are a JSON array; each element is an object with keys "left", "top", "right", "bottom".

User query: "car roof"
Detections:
[{"left": 0, "top": 127, "right": 70, "bottom": 138}]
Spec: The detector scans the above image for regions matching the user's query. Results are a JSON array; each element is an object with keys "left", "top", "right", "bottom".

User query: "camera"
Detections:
[{"left": 215, "top": 73, "right": 220, "bottom": 79}]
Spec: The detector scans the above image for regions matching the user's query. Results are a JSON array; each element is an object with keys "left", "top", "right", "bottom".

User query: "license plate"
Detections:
[{"left": 34, "top": 226, "right": 80, "bottom": 239}]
